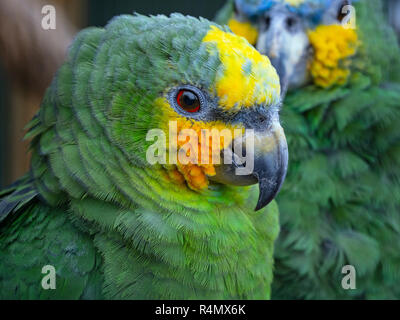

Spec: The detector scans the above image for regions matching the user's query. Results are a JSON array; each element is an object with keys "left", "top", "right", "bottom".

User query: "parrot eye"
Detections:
[
  {"left": 285, "top": 16, "right": 298, "bottom": 31},
  {"left": 169, "top": 85, "right": 207, "bottom": 117},
  {"left": 176, "top": 89, "right": 201, "bottom": 113}
]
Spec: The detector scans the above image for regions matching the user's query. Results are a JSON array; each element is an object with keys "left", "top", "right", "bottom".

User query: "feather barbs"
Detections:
[{"left": 202, "top": 26, "right": 281, "bottom": 110}]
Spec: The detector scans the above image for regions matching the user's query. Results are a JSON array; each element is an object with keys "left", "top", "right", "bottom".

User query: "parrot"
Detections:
[
  {"left": 0, "top": 14, "right": 289, "bottom": 299},
  {"left": 216, "top": 0, "right": 400, "bottom": 299}
]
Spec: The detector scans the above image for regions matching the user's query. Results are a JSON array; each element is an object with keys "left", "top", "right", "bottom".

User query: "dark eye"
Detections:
[
  {"left": 176, "top": 89, "right": 200, "bottom": 112},
  {"left": 286, "top": 17, "right": 297, "bottom": 30}
]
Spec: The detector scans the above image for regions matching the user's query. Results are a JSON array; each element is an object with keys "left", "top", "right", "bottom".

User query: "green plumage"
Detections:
[
  {"left": 273, "top": 1, "right": 400, "bottom": 299},
  {"left": 0, "top": 188, "right": 104, "bottom": 299},
  {"left": 0, "top": 14, "right": 280, "bottom": 299}
]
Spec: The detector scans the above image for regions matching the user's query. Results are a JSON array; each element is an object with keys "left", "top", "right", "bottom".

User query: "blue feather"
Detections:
[{"left": 235, "top": 0, "right": 359, "bottom": 26}]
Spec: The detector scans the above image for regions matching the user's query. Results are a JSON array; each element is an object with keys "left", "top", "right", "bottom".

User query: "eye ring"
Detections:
[
  {"left": 176, "top": 89, "right": 200, "bottom": 113},
  {"left": 169, "top": 85, "right": 207, "bottom": 117}
]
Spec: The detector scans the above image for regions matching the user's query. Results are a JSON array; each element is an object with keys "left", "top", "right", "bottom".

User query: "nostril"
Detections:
[{"left": 257, "top": 108, "right": 270, "bottom": 125}]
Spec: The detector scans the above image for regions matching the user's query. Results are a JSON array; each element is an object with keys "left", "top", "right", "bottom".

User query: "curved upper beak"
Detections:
[{"left": 210, "top": 121, "right": 288, "bottom": 211}]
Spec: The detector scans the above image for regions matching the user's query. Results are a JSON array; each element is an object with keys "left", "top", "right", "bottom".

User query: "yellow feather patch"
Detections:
[
  {"left": 308, "top": 24, "right": 359, "bottom": 88},
  {"left": 284, "top": 0, "right": 306, "bottom": 6},
  {"left": 156, "top": 98, "right": 244, "bottom": 191},
  {"left": 228, "top": 19, "right": 258, "bottom": 46},
  {"left": 202, "top": 26, "right": 281, "bottom": 110}
]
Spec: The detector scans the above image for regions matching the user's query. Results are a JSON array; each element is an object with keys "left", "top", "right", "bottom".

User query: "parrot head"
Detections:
[
  {"left": 101, "top": 14, "right": 288, "bottom": 210},
  {"left": 227, "top": 0, "right": 358, "bottom": 90}
]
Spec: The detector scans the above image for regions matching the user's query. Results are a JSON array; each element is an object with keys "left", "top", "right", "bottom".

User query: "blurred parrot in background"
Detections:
[
  {"left": 217, "top": 0, "right": 400, "bottom": 299},
  {"left": 385, "top": 0, "right": 400, "bottom": 43},
  {"left": 0, "top": 14, "right": 289, "bottom": 299}
]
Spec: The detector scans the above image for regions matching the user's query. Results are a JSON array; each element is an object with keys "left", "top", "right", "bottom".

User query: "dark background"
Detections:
[
  {"left": 0, "top": 71, "right": 7, "bottom": 188},
  {"left": 88, "top": 0, "right": 226, "bottom": 26}
]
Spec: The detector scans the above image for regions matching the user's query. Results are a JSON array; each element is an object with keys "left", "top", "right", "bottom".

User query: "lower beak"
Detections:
[{"left": 210, "top": 122, "right": 288, "bottom": 211}]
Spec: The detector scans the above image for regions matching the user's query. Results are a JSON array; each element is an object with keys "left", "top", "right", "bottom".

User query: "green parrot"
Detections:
[
  {"left": 0, "top": 14, "right": 289, "bottom": 299},
  {"left": 217, "top": 0, "right": 400, "bottom": 299}
]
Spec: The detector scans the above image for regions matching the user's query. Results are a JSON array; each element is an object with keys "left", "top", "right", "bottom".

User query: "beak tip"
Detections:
[
  {"left": 253, "top": 178, "right": 275, "bottom": 211},
  {"left": 254, "top": 193, "right": 274, "bottom": 211}
]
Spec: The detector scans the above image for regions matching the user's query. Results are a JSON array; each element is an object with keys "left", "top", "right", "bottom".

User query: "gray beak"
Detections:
[{"left": 210, "top": 122, "right": 288, "bottom": 211}]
